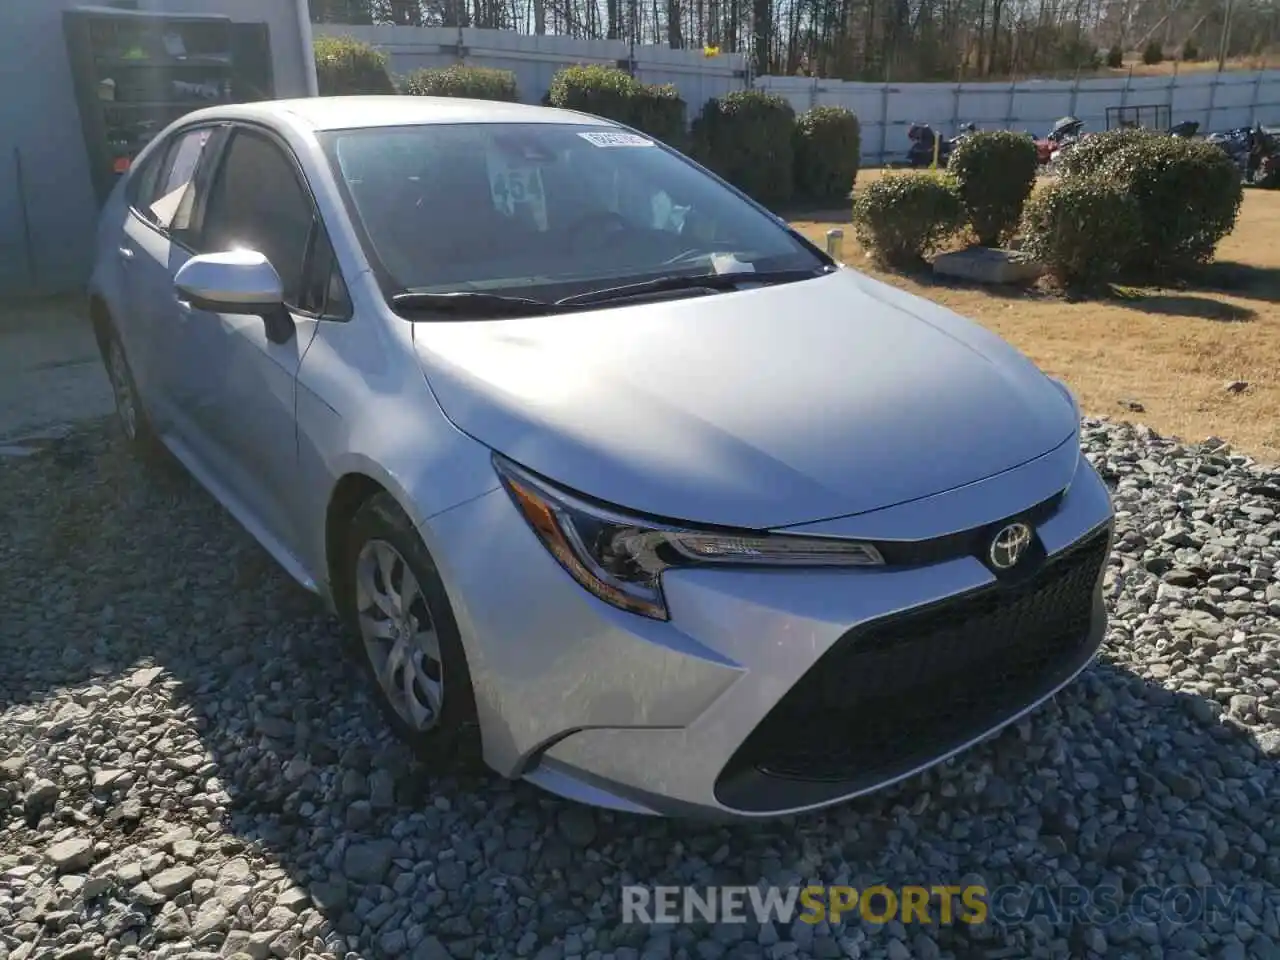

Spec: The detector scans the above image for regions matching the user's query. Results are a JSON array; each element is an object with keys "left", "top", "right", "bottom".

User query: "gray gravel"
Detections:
[{"left": 2, "top": 417, "right": 1280, "bottom": 960}]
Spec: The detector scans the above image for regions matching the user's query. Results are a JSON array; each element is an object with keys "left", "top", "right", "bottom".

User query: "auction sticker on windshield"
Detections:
[
  {"left": 578, "top": 132, "right": 654, "bottom": 148},
  {"left": 484, "top": 148, "right": 549, "bottom": 230}
]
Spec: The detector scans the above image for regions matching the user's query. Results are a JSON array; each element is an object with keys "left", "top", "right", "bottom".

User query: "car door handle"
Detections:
[{"left": 118, "top": 246, "right": 135, "bottom": 261}]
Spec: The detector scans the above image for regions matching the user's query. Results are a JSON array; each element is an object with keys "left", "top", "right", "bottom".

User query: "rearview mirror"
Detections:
[{"left": 174, "top": 250, "right": 294, "bottom": 344}]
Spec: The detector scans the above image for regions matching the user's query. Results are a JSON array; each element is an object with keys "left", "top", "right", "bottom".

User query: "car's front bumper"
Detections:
[{"left": 420, "top": 440, "right": 1114, "bottom": 820}]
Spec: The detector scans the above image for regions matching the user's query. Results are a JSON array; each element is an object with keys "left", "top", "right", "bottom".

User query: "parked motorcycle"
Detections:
[
  {"left": 1256, "top": 153, "right": 1280, "bottom": 188},
  {"left": 1207, "top": 126, "right": 1254, "bottom": 168},
  {"left": 905, "top": 122, "right": 977, "bottom": 168},
  {"left": 1209, "top": 123, "right": 1279, "bottom": 187},
  {"left": 1035, "top": 116, "right": 1085, "bottom": 166},
  {"left": 906, "top": 123, "right": 946, "bottom": 167}
]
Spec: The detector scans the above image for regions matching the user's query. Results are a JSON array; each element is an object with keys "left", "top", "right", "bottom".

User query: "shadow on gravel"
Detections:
[{"left": 1, "top": 422, "right": 1278, "bottom": 960}]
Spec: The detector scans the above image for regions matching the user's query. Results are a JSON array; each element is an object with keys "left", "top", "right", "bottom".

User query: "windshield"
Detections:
[{"left": 319, "top": 122, "right": 825, "bottom": 299}]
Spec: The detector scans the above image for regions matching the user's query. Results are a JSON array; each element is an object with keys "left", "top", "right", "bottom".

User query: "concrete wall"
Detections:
[
  {"left": 758, "top": 70, "right": 1280, "bottom": 163},
  {"left": 0, "top": 0, "right": 312, "bottom": 298},
  {"left": 312, "top": 23, "right": 748, "bottom": 112},
  {"left": 312, "top": 25, "right": 1279, "bottom": 165}
]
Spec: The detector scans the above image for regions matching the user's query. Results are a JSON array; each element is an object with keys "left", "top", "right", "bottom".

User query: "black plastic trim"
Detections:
[{"left": 713, "top": 522, "right": 1111, "bottom": 813}]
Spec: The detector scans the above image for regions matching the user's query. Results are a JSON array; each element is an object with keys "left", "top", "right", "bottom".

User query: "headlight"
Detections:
[{"left": 493, "top": 455, "right": 884, "bottom": 621}]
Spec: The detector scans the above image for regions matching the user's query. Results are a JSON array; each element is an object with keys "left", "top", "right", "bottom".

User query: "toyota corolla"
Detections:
[{"left": 88, "top": 96, "right": 1114, "bottom": 819}]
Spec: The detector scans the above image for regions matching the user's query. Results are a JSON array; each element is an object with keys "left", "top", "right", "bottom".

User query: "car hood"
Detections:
[{"left": 410, "top": 268, "right": 1077, "bottom": 529}]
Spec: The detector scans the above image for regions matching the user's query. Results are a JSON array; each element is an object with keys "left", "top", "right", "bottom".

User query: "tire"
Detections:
[
  {"left": 338, "top": 492, "right": 483, "bottom": 767},
  {"left": 101, "top": 323, "right": 161, "bottom": 457}
]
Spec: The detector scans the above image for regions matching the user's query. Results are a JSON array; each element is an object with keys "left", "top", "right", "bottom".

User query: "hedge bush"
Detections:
[
  {"left": 793, "top": 106, "right": 861, "bottom": 201},
  {"left": 1143, "top": 41, "right": 1164, "bottom": 65},
  {"left": 690, "top": 90, "right": 796, "bottom": 205},
  {"left": 1054, "top": 127, "right": 1160, "bottom": 178},
  {"left": 1099, "top": 136, "right": 1243, "bottom": 273},
  {"left": 401, "top": 65, "right": 518, "bottom": 101},
  {"left": 1106, "top": 45, "right": 1123, "bottom": 68},
  {"left": 1020, "top": 176, "right": 1143, "bottom": 286},
  {"left": 630, "top": 83, "right": 687, "bottom": 146},
  {"left": 313, "top": 36, "right": 394, "bottom": 96},
  {"left": 547, "top": 65, "right": 686, "bottom": 146},
  {"left": 947, "top": 130, "right": 1038, "bottom": 246},
  {"left": 549, "top": 64, "right": 638, "bottom": 120},
  {"left": 851, "top": 171, "right": 965, "bottom": 267}
]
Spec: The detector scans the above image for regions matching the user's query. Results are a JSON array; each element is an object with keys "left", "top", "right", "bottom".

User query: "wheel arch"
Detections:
[
  {"left": 88, "top": 293, "right": 113, "bottom": 356},
  {"left": 324, "top": 471, "right": 390, "bottom": 610}
]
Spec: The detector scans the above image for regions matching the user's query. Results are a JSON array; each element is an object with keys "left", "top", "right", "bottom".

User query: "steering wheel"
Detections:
[{"left": 564, "top": 211, "right": 630, "bottom": 251}]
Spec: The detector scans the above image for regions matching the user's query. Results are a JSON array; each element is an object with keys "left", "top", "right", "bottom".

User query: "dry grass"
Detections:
[
  {"left": 1083, "top": 55, "right": 1273, "bottom": 79},
  {"left": 970, "top": 54, "right": 1273, "bottom": 82},
  {"left": 790, "top": 174, "right": 1280, "bottom": 462}
]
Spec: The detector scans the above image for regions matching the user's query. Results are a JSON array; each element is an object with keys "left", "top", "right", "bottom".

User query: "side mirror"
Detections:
[{"left": 174, "top": 250, "right": 294, "bottom": 344}]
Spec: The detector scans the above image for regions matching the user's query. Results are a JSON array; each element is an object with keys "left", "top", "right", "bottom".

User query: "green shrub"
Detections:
[
  {"left": 401, "top": 65, "right": 518, "bottom": 101},
  {"left": 313, "top": 36, "right": 395, "bottom": 96},
  {"left": 549, "top": 64, "right": 639, "bottom": 120},
  {"left": 1055, "top": 127, "right": 1161, "bottom": 178},
  {"left": 1106, "top": 45, "right": 1124, "bottom": 68},
  {"left": 851, "top": 171, "right": 965, "bottom": 267},
  {"left": 947, "top": 130, "right": 1038, "bottom": 246},
  {"left": 1181, "top": 38, "right": 1200, "bottom": 61},
  {"left": 547, "top": 65, "right": 686, "bottom": 146},
  {"left": 1143, "top": 41, "right": 1164, "bottom": 65},
  {"left": 1099, "top": 136, "right": 1244, "bottom": 273},
  {"left": 690, "top": 90, "right": 796, "bottom": 205},
  {"left": 793, "top": 106, "right": 861, "bottom": 201},
  {"left": 1021, "top": 176, "right": 1142, "bottom": 286},
  {"left": 631, "top": 83, "right": 687, "bottom": 146}
]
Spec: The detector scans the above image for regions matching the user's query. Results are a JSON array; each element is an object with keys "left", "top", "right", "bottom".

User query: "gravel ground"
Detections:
[{"left": 2, "top": 417, "right": 1279, "bottom": 960}]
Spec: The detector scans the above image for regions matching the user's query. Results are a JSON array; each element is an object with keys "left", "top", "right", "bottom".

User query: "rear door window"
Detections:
[
  {"left": 129, "top": 126, "right": 222, "bottom": 245},
  {"left": 149, "top": 128, "right": 217, "bottom": 234}
]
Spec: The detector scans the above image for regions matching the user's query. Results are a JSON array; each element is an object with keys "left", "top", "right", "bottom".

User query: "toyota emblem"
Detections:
[{"left": 989, "top": 522, "right": 1034, "bottom": 570}]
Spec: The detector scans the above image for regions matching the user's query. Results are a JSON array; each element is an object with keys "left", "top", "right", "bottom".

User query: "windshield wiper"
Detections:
[
  {"left": 555, "top": 267, "right": 829, "bottom": 308},
  {"left": 391, "top": 291, "right": 566, "bottom": 318}
]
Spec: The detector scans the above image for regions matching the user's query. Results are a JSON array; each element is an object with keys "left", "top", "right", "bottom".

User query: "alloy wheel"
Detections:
[{"left": 354, "top": 539, "right": 444, "bottom": 732}]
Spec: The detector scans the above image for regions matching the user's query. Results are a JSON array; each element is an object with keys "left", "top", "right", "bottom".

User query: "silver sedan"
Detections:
[{"left": 88, "top": 96, "right": 1114, "bottom": 819}]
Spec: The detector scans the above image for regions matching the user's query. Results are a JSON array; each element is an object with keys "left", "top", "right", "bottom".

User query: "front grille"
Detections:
[
  {"left": 714, "top": 525, "right": 1110, "bottom": 811},
  {"left": 870, "top": 489, "right": 1065, "bottom": 568}
]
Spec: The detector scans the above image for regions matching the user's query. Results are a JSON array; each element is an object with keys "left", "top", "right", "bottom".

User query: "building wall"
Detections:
[
  {"left": 0, "top": 0, "right": 312, "bottom": 298},
  {"left": 137, "top": 0, "right": 313, "bottom": 100},
  {"left": 0, "top": 0, "right": 103, "bottom": 297}
]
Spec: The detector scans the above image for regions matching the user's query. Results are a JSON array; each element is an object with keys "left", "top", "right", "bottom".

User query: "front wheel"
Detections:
[{"left": 339, "top": 493, "right": 483, "bottom": 766}]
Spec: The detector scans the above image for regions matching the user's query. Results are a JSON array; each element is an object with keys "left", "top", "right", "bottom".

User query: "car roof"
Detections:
[{"left": 211, "top": 96, "right": 618, "bottom": 133}]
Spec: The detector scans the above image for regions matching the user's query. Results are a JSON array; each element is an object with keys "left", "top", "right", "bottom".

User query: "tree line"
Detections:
[{"left": 309, "top": 0, "right": 1279, "bottom": 81}]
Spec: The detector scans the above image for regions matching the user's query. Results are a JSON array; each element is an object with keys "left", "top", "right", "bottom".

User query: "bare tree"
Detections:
[{"left": 312, "top": 0, "right": 1278, "bottom": 80}]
